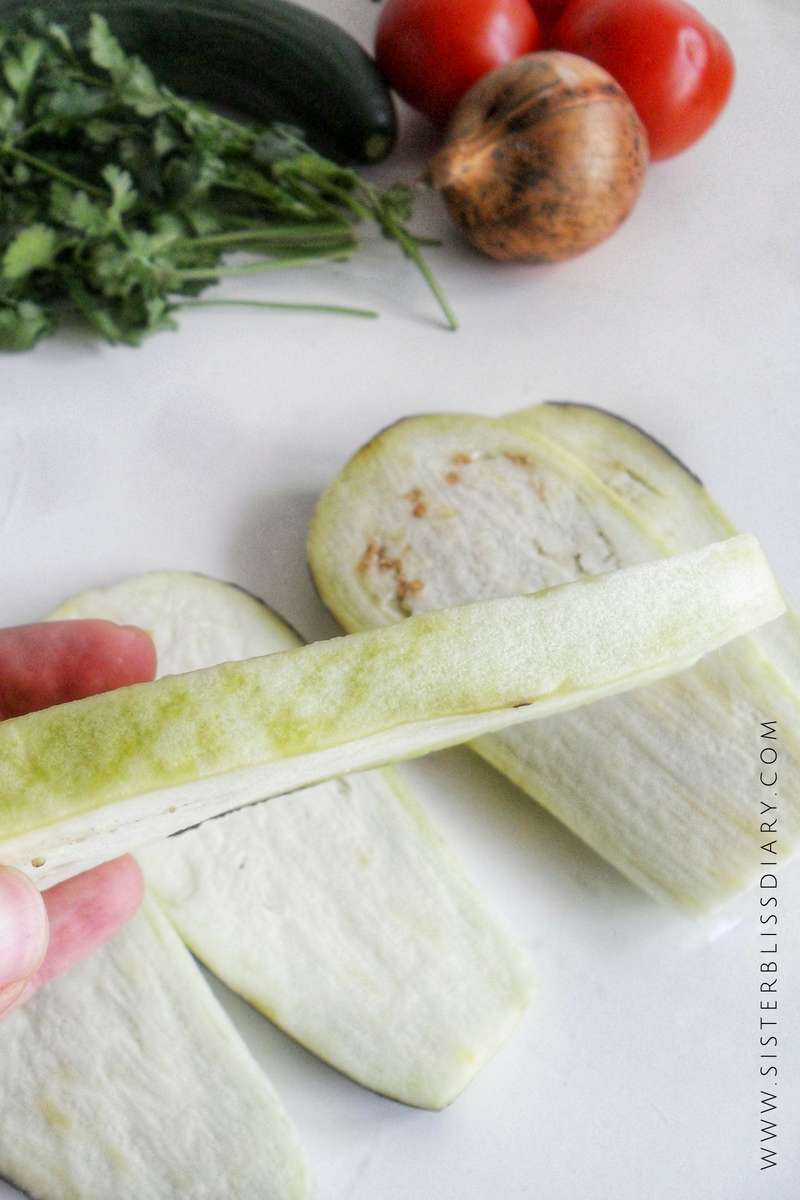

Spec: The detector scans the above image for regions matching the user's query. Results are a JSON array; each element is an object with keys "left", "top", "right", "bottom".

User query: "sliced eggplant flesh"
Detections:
[
  {"left": 0, "top": 536, "right": 780, "bottom": 890},
  {"left": 308, "top": 411, "right": 799, "bottom": 912},
  {"left": 49, "top": 571, "right": 533, "bottom": 1109},
  {"left": 0, "top": 894, "right": 312, "bottom": 1200},
  {"left": 309, "top": 413, "right": 670, "bottom": 631},
  {"left": 506, "top": 401, "right": 800, "bottom": 696},
  {"left": 503, "top": 402, "right": 732, "bottom": 550}
]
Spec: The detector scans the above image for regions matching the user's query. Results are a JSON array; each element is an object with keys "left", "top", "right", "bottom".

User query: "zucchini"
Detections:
[
  {"left": 0, "top": 0, "right": 397, "bottom": 164},
  {"left": 48, "top": 571, "right": 534, "bottom": 1110},
  {"left": 308, "top": 410, "right": 800, "bottom": 913}
]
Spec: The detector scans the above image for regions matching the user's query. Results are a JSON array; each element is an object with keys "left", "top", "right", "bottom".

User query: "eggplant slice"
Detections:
[
  {"left": 47, "top": 571, "right": 534, "bottom": 1109},
  {"left": 308, "top": 409, "right": 800, "bottom": 913},
  {"left": 505, "top": 401, "right": 800, "bottom": 693},
  {"left": 0, "top": 540, "right": 773, "bottom": 891},
  {"left": 0, "top": 895, "right": 311, "bottom": 1200}
]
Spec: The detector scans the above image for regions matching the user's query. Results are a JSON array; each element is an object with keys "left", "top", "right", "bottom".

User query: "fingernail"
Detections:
[{"left": 0, "top": 866, "right": 48, "bottom": 990}]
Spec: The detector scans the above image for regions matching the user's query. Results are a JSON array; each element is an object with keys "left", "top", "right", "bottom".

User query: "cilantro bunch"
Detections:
[{"left": 0, "top": 11, "right": 455, "bottom": 350}]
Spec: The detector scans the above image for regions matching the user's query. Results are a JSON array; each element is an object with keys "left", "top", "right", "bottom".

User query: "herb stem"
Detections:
[
  {"left": 171, "top": 225, "right": 356, "bottom": 252},
  {"left": 172, "top": 249, "right": 355, "bottom": 281},
  {"left": 180, "top": 298, "right": 378, "bottom": 317},
  {"left": 371, "top": 200, "right": 457, "bottom": 331},
  {"left": 0, "top": 12, "right": 456, "bottom": 348},
  {"left": 399, "top": 229, "right": 458, "bottom": 330},
  {"left": 1, "top": 145, "right": 107, "bottom": 196}
]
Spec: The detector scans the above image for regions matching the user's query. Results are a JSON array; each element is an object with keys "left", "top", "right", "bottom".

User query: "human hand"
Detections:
[{"left": 0, "top": 619, "right": 156, "bottom": 1020}]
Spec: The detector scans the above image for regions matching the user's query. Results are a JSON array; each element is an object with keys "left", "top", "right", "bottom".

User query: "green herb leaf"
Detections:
[
  {"left": 85, "top": 14, "right": 130, "bottom": 84},
  {"left": 87, "top": 15, "right": 167, "bottom": 117},
  {"left": 0, "top": 9, "right": 454, "bottom": 349},
  {"left": 2, "top": 222, "right": 57, "bottom": 280},
  {"left": 0, "top": 90, "right": 17, "bottom": 133},
  {"left": 49, "top": 183, "right": 109, "bottom": 236},
  {"left": 46, "top": 82, "right": 109, "bottom": 120},
  {"left": 0, "top": 299, "right": 53, "bottom": 350},
  {"left": 3, "top": 37, "right": 42, "bottom": 97},
  {"left": 42, "top": 19, "right": 75, "bottom": 60},
  {"left": 102, "top": 163, "right": 137, "bottom": 228}
]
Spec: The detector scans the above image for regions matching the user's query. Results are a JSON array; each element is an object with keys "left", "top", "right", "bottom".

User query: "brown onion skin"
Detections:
[{"left": 426, "top": 52, "right": 649, "bottom": 263}]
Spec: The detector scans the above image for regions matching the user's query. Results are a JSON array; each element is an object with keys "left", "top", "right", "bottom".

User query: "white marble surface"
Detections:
[{"left": 1, "top": 0, "right": 798, "bottom": 1196}]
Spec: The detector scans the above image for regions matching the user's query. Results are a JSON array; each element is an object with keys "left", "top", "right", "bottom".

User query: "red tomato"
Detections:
[
  {"left": 552, "top": 0, "right": 734, "bottom": 159},
  {"left": 528, "top": 1, "right": 571, "bottom": 44},
  {"left": 375, "top": 0, "right": 541, "bottom": 129}
]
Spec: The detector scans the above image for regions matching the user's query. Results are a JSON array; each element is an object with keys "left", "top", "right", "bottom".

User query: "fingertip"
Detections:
[
  {"left": 108, "top": 624, "right": 158, "bottom": 685},
  {"left": 0, "top": 865, "right": 48, "bottom": 1009},
  {"left": 0, "top": 620, "right": 157, "bottom": 718},
  {"left": 36, "top": 855, "right": 144, "bottom": 989},
  {"left": 66, "top": 620, "right": 157, "bottom": 696},
  {"left": 125, "top": 625, "right": 158, "bottom": 669},
  {"left": 91, "top": 853, "right": 146, "bottom": 921}
]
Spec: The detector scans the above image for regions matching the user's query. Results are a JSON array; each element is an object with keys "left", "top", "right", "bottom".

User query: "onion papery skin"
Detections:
[{"left": 427, "top": 52, "right": 648, "bottom": 263}]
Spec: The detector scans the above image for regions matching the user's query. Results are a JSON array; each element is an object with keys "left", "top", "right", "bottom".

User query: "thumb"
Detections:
[{"left": 0, "top": 866, "right": 49, "bottom": 1019}]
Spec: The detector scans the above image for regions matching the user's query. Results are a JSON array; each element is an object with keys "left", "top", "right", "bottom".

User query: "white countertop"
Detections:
[{"left": 1, "top": 1, "right": 798, "bottom": 1196}]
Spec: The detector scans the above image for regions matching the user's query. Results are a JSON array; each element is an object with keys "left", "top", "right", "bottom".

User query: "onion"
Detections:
[{"left": 426, "top": 52, "right": 648, "bottom": 263}]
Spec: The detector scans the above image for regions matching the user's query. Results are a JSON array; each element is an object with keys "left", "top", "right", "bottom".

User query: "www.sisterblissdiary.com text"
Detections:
[{"left": 759, "top": 720, "right": 778, "bottom": 1171}]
